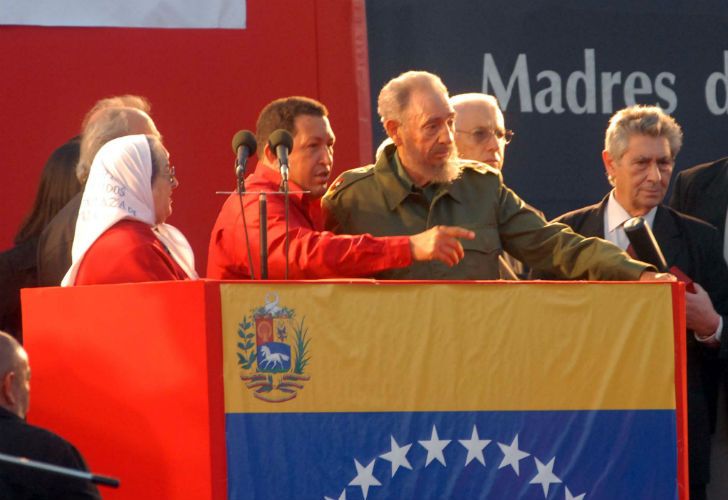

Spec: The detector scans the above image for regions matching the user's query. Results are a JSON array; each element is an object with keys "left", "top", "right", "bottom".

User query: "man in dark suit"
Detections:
[
  {"left": 670, "top": 157, "right": 728, "bottom": 265},
  {"left": 670, "top": 157, "right": 728, "bottom": 498},
  {"left": 0, "top": 331, "right": 100, "bottom": 499},
  {"left": 538, "top": 105, "right": 728, "bottom": 500}
]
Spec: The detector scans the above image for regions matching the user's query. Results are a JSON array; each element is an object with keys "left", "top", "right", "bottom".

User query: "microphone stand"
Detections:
[
  {"left": 280, "top": 174, "right": 290, "bottom": 281},
  {"left": 236, "top": 161, "right": 256, "bottom": 280},
  {"left": 0, "top": 451, "right": 120, "bottom": 488},
  {"left": 259, "top": 193, "right": 268, "bottom": 279},
  {"left": 215, "top": 188, "right": 309, "bottom": 281}
]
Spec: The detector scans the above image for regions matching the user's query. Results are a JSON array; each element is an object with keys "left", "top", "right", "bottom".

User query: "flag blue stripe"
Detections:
[{"left": 226, "top": 410, "right": 676, "bottom": 500}]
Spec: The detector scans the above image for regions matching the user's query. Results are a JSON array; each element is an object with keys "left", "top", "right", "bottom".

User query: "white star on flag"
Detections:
[
  {"left": 458, "top": 425, "right": 491, "bottom": 466},
  {"left": 565, "top": 486, "right": 586, "bottom": 500},
  {"left": 497, "top": 434, "right": 530, "bottom": 476},
  {"left": 418, "top": 425, "right": 451, "bottom": 467},
  {"left": 530, "top": 457, "right": 562, "bottom": 497},
  {"left": 324, "top": 490, "right": 346, "bottom": 500},
  {"left": 348, "top": 458, "right": 381, "bottom": 499},
  {"left": 379, "top": 436, "right": 413, "bottom": 477}
]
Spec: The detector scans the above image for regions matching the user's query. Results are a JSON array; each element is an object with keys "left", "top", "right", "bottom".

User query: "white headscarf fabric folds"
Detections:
[{"left": 61, "top": 134, "right": 198, "bottom": 286}]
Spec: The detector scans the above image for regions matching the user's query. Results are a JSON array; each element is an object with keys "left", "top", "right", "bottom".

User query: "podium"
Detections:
[{"left": 22, "top": 280, "right": 687, "bottom": 499}]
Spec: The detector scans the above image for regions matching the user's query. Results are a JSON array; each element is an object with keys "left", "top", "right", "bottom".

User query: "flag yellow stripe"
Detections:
[{"left": 221, "top": 283, "right": 676, "bottom": 413}]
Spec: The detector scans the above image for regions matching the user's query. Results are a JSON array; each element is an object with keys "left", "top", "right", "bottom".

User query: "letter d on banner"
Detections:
[{"left": 706, "top": 51, "right": 728, "bottom": 115}]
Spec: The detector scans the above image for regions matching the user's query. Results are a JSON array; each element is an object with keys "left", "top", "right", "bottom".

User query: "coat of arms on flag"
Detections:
[{"left": 236, "top": 292, "right": 310, "bottom": 402}]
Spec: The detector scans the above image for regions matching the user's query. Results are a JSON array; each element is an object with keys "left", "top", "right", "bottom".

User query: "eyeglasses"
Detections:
[
  {"left": 166, "top": 166, "right": 177, "bottom": 184},
  {"left": 455, "top": 127, "right": 514, "bottom": 145}
]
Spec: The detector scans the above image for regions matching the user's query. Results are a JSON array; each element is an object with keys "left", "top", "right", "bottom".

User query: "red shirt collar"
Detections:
[{"left": 251, "top": 162, "right": 323, "bottom": 229}]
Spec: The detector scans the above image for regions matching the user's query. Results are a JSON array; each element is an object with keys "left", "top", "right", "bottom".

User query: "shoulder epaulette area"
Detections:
[
  {"left": 325, "top": 165, "right": 375, "bottom": 197},
  {"left": 459, "top": 160, "right": 500, "bottom": 176}
]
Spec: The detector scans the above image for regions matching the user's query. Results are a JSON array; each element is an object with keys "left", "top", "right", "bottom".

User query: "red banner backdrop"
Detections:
[{"left": 0, "top": 0, "right": 372, "bottom": 273}]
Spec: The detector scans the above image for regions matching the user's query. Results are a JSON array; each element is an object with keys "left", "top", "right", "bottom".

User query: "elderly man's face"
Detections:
[
  {"left": 289, "top": 115, "right": 335, "bottom": 198},
  {"left": 394, "top": 87, "right": 456, "bottom": 182},
  {"left": 604, "top": 134, "right": 674, "bottom": 216},
  {"left": 454, "top": 100, "right": 507, "bottom": 170}
]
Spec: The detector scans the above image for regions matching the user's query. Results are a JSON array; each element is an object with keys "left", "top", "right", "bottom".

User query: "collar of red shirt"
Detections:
[{"left": 252, "top": 161, "right": 324, "bottom": 229}]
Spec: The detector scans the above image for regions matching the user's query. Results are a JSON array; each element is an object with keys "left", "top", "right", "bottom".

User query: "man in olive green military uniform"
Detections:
[{"left": 322, "top": 70, "right": 667, "bottom": 282}]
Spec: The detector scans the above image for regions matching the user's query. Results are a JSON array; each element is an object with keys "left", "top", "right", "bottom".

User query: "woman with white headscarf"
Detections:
[{"left": 61, "top": 134, "right": 198, "bottom": 286}]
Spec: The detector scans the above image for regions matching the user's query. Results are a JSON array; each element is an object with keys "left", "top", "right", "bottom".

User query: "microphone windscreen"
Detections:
[
  {"left": 231, "top": 130, "right": 257, "bottom": 155},
  {"left": 268, "top": 129, "right": 294, "bottom": 154},
  {"left": 623, "top": 216, "right": 669, "bottom": 272}
]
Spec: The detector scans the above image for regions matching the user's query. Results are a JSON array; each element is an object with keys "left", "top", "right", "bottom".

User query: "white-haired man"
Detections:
[
  {"left": 323, "top": 70, "right": 667, "bottom": 282},
  {"left": 541, "top": 105, "right": 728, "bottom": 500},
  {"left": 450, "top": 92, "right": 531, "bottom": 278},
  {"left": 451, "top": 93, "right": 512, "bottom": 171}
]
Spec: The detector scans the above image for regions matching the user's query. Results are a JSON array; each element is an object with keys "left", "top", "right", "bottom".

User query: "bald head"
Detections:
[
  {"left": 77, "top": 107, "right": 161, "bottom": 184},
  {"left": 0, "top": 331, "right": 30, "bottom": 418},
  {"left": 451, "top": 93, "right": 507, "bottom": 170}
]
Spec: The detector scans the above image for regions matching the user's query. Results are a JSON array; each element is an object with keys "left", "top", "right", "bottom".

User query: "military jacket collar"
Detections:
[{"left": 374, "top": 144, "right": 462, "bottom": 210}]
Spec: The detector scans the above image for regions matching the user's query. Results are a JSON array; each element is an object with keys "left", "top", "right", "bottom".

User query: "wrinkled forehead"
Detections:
[
  {"left": 622, "top": 133, "right": 673, "bottom": 158},
  {"left": 405, "top": 86, "right": 454, "bottom": 124},
  {"left": 454, "top": 100, "right": 502, "bottom": 128}
]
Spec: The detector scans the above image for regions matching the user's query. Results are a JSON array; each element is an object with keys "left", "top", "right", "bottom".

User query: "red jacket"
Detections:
[
  {"left": 75, "top": 220, "right": 188, "bottom": 285},
  {"left": 206, "top": 164, "right": 411, "bottom": 279}
]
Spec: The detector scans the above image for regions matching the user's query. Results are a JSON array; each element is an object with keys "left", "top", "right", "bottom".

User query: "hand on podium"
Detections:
[
  {"left": 638, "top": 271, "right": 676, "bottom": 282},
  {"left": 409, "top": 226, "right": 475, "bottom": 267},
  {"left": 686, "top": 283, "right": 721, "bottom": 341}
]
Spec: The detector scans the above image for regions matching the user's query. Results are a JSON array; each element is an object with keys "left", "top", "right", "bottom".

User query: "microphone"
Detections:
[
  {"left": 231, "top": 130, "right": 258, "bottom": 280},
  {"left": 268, "top": 129, "right": 294, "bottom": 182},
  {"left": 623, "top": 217, "right": 669, "bottom": 272},
  {"left": 231, "top": 130, "right": 257, "bottom": 184},
  {"left": 624, "top": 216, "right": 697, "bottom": 291}
]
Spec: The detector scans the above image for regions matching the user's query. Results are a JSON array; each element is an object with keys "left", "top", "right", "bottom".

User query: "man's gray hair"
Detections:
[
  {"left": 80, "top": 95, "right": 151, "bottom": 132},
  {"left": 77, "top": 107, "right": 160, "bottom": 184},
  {"left": 605, "top": 105, "right": 683, "bottom": 161},
  {"left": 377, "top": 71, "right": 449, "bottom": 124}
]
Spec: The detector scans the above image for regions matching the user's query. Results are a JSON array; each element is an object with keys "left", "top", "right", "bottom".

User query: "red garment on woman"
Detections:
[
  {"left": 75, "top": 220, "right": 188, "bottom": 285},
  {"left": 207, "top": 164, "right": 411, "bottom": 279}
]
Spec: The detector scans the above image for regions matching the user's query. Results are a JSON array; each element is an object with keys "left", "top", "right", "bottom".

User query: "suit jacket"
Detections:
[
  {"left": 0, "top": 407, "right": 100, "bottom": 499},
  {"left": 670, "top": 156, "right": 728, "bottom": 250},
  {"left": 541, "top": 195, "right": 728, "bottom": 484}
]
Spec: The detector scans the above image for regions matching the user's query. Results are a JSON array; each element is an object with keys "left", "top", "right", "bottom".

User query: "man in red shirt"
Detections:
[{"left": 207, "top": 96, "right": 473, "bottom": 280}]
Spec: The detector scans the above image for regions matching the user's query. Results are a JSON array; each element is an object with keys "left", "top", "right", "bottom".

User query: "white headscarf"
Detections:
[{"left": 61, "top": 134, "right": 198, "bottom": 286}]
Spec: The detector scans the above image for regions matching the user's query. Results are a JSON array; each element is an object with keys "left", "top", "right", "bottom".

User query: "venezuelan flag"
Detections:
[{"left": 221, "top": 282, "right": 682, "bottom": 499}]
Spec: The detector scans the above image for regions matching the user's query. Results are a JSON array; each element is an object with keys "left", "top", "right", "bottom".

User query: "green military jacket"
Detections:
[{"left": 321, "top": 144, "right": 651, "bottom": 280}]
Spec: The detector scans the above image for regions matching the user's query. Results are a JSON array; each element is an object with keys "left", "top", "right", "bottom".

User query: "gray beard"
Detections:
[{"left": 427, "top": 149, "right": 462, "bottom": 184}]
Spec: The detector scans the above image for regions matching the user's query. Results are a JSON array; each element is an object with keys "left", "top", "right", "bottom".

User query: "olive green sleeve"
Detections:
[{"left": 495, "top": 184, "right": 653, "bottom": 280}]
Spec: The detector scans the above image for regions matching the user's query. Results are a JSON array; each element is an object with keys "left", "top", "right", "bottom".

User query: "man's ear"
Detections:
[
  {"left": 263, "top": 143, "right": 278, "bottom": 166},
  {"left": 602, "top": 149, "right": 616, "bottom": 179},
  {"left": 384, "top": 119, "right": 402, "bottom": 145},
  {"left": 1, "top": 371, "right": 16, "bottom": 406}
]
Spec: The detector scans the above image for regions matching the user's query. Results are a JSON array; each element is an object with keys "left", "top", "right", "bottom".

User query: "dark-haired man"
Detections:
[{"left": 207, "top": 96, "right": 473, "bottom": 279}]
